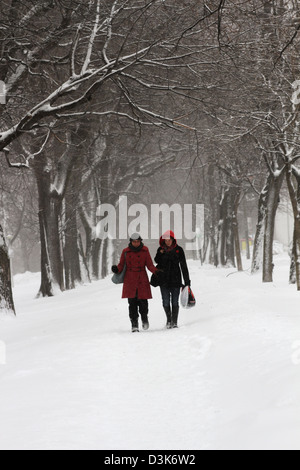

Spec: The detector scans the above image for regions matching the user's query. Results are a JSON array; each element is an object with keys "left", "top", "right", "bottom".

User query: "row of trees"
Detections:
[{"left": 1, "top": 0, "right": 300, "bottom": 315}]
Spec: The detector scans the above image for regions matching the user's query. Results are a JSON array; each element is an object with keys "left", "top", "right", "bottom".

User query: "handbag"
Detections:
[
  {"left": 180, "top": 286, "right": 196, "bottom": 309},
  {"left": 112, "top": 253, "right": 127, "bottom": 285},
  {"left": 150, "top": 267, "right": 166, "bottom": 287}
]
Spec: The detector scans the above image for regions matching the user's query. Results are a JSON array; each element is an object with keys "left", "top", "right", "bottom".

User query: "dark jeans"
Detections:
[
  {"left": 160, "top": 286, "right": 180, "bottom": 308},
  {"left": 128, "top": 298, "right": 149, "bottom": 323}
]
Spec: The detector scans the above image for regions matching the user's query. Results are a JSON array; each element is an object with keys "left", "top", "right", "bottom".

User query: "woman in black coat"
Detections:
[{"left": 155, "top": 230, "right": 191, "bottom": 329}]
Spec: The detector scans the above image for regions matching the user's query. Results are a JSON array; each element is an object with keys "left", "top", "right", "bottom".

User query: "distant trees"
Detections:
[{"left": 199, "top": 0, "right": 300, "bottom": 289}]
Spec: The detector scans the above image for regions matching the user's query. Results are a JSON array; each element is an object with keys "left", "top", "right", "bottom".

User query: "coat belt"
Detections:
[{"left": 127, "top": 268, "right": 144, "bottom": 272}]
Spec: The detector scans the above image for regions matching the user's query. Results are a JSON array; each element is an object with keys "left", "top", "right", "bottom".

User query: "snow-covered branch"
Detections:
[
  {"left": 102, "top": 0, "right": 120, "bottom": 65},
  {"left": 81, "top": 0, "right": 101, "bottom": 74}
]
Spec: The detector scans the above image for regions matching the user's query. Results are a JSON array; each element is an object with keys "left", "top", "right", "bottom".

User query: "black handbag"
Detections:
[{"left": 150, "top": 267, "right": 166, "bottom": 288}]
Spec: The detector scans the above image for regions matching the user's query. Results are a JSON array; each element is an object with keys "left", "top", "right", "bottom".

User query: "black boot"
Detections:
[
  {"left": 172, "top": 306, "right": 179, "bottom": 328},
  {"left": 131, "top": 322, "right": 139, "bottom": 333},
  {"left": 141, "top": 312, "right": 149, "bottom": 331},
  {"left": 164, "top": 306, "right": 172, "bottom": 329},
  {"left": 139, "top": 300, "right": 149, "bottom": 331},
  {"left": 129, "top": 300, "right": 139, "bottom": 333}
]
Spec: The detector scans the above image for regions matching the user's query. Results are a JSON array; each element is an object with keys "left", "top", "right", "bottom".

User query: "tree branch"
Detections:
[{"left": 274, "top": 24, "right": 300, "bottom": 68}]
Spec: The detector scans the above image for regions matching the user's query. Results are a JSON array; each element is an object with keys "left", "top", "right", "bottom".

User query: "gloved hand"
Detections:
[
  {"left": 185, "top": 281, "right": 191, "bottom": 287},
  {"left": 112, "top": 266, "right": 119, "bottom": 274}
]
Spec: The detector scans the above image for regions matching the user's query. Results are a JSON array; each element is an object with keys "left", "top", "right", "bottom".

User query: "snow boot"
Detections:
[
  {"left": 171, "top": 306, "right": 179, "bottom": 328},
  {"left": 141, "top": 312, "right": 149, "bottom": 331},
  {"left": 139, "top": 300, "right": 149, "bottom": 331},
  {"left": 130, "top": 318, "right": 139, "bottom": 333},
  {"left": 129, "top": 303, "right": 139, "bottom": 333},
  {"left": 132, "top": 323, "right": 139, "bottom": 333},
  {"left": 164, "top": 306, "right": 172, "bottom": 329}
]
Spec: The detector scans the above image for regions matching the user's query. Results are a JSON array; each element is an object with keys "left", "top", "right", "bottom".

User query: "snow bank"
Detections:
[{"left": 0, "top": 256, "right": 299, "bottom": 450}]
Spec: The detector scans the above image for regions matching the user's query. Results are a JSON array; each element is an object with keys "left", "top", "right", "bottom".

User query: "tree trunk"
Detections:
[
  {"left": 289, "top": 229, "right": 296, "bottom": 285},
  {"left": 64, "top": 205, "right": 82, "bottom": 290},
  {"left": 20, "top": 236, "right": 31, "bottom": 272},
  {"left": 292, "top": 220, "right": 300, "bottom": 291},
  {"left": 208, "top": 226, "right": 218, "bottom": 267},
  {"left": 251, "top": 174, "right": 272, "bottom": 274},
  {"left": 207, "top": 165, "right": 219, "bottom": 266},
  {"left": 233, "top": 191, "right": 243, "bottom": 272},
  {"left": 243, "top": 199, "right": 251, "bottom": 261},
  {"left": 0, "top": 224, "right": 16, "bottom": 315},
  {"left": 262, "top": 171, "right": 284, "bottom": 283},
  {"left": 34, "top": 158, "right": 64, "bottom": 297},
  {"left": 63, "top": 177, "right": 82, "bottom": 290},
  {"left": 218, "top": 188, "right": 228, "bottom": 266},
  {"left": 218, "top": 186, "right": 236, "bottom": 268},
  {"left": 92, "top": 238, "right": 102, "bottom": 280},
  {"left": 286, "top": 166, "right": 300, "bottom": 290},
  {"left": 289, "top": 249, "right": 296, "bottom": 285}
]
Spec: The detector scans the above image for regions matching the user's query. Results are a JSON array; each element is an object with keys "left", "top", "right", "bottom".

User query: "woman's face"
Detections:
[
  {"left": 165, "top": 238, "right": 173, "bottom": 247},
  {"left": 132, "top": 239, "right": 141, "bottom": 248}
]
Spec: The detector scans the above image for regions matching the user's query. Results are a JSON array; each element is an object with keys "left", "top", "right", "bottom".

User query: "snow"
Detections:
[{"left": 0, "top": 256, "right": 300, "bottom": 450}]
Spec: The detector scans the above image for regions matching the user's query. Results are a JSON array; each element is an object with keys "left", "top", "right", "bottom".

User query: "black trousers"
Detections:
[
  {"left": 160, "top": 286, "right": 180, "bottom": 308},
  {"left": 128, "top": 297, "right": 149, "bottom": 323}
]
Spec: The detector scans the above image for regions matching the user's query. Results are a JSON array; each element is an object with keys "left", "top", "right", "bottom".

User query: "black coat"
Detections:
[{"left": 154, "top": 245, "right": 190, "bottom": 288}]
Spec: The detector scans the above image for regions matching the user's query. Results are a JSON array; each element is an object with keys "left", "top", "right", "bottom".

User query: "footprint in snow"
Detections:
[{"left": 184, "top": 335, "right": 212, "bottom": 361}]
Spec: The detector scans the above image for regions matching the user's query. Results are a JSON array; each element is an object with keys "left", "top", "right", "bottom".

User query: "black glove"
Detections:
[
  {"left": 112, "top": 266, "right": 119, "bottom": 274},
  {"left": 185, "top": 281, "right": 191, "bottom": 287}
]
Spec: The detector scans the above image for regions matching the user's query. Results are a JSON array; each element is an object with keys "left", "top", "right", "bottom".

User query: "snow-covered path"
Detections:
[{"left": 0, "top": 256, "right": 300, "bottom": 450}]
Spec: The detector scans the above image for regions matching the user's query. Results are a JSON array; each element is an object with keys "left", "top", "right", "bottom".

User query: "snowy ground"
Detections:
[{"left": 0, "top": 255, "right": 300, "bottom": 450}]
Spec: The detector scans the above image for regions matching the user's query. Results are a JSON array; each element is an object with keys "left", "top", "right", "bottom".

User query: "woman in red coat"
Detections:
[{"left": 112, "top": 233, "right": 158, "bottom": 333}]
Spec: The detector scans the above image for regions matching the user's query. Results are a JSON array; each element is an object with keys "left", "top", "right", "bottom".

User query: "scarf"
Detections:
[
  {"left": 129, "top": 242, "right": 144, "bottom": 252},
  {"left": 162, "top": 240, "right": 177, "bottom": 253}
]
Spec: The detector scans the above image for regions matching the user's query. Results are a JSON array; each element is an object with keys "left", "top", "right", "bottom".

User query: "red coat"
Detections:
[{"left": 117, "top": 246, "right": 157, "bottom": 299}]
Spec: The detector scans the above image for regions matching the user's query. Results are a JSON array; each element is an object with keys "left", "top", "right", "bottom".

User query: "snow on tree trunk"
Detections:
[
  {"left": 286, "top": 166, "right": 300, "bottom": 291},
  {"left": 291, "top": 222, "right": 300, "bottom": 291},
  {"left": 34, "top": 158, "right": 64, "bottom": 297},
  {"left": 37, "top": 197, "right": 64, "bottom": 297},
  {"left": 262, "top": 172, "right": 284, "bottom": 283},
  {"left": 251, "top": 174, "right": 272, "bottom": 274},
  {"left": 289, "top": 246, "right": 296, "bottom": 285},
  {"left": 0, "top": 224, "right": 16, "bottom": 315}
]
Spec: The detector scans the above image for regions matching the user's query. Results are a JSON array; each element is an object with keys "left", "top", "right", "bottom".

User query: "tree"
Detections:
[{"left": 0, "top": 223, "right": 15, "bottom": 315}]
